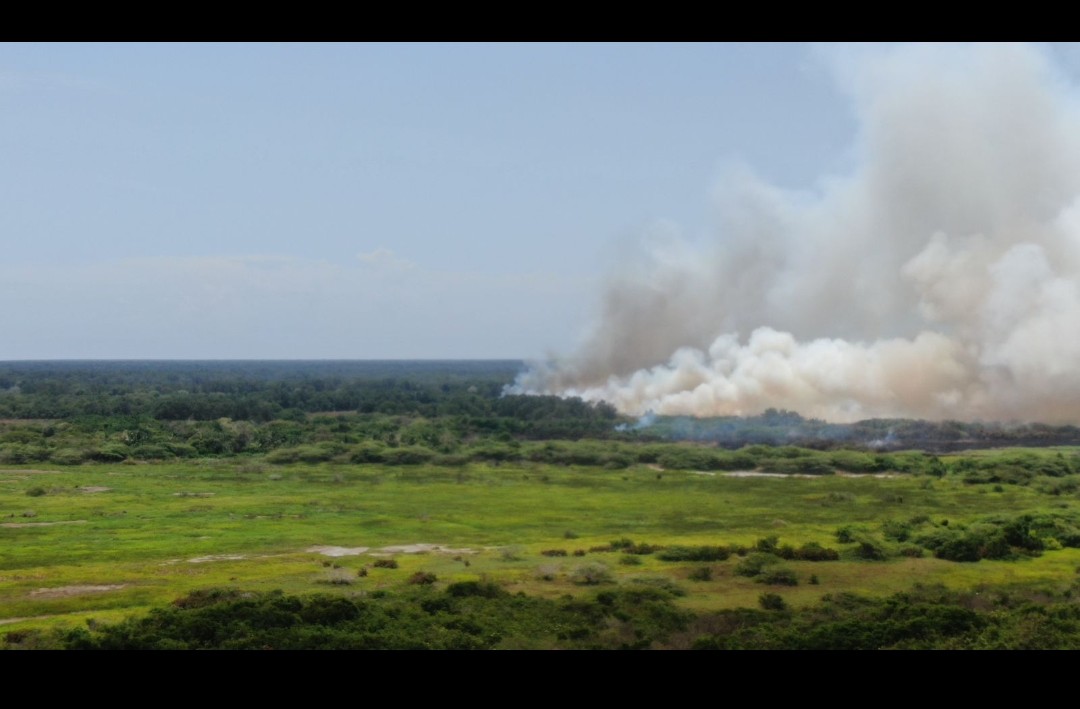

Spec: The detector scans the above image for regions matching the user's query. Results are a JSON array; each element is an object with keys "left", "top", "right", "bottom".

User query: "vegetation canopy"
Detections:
[{"left": 4, "top": 361, "right": 1080, "bottom": 650}]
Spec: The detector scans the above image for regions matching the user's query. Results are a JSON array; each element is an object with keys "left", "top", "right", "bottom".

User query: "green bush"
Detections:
[
  {"left": 757, "top": 568, "right": 799, "bottom": 586},
  {"left": 734, "top": 553, "right": 778, "bottom": 578},
  {"left": 658, "top": 546, "right": 731, "bottom": 562},
  {"left": 759, "top": 593, "right": 788, "bottom": 611}
]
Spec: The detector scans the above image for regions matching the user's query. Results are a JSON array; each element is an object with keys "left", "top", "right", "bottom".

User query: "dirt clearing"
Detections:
[{"left": 29, "top": 584, "right": 125, "bottom": 599}]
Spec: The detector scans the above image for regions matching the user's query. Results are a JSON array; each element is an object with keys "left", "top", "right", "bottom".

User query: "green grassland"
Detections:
[{"left": 6, "top": 446, "right": 1080, "bottom": 640}]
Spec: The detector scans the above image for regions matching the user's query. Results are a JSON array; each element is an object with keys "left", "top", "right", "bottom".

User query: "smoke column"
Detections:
[{"left": 511, "top": 43, "right": 1080, "bottom": 424}]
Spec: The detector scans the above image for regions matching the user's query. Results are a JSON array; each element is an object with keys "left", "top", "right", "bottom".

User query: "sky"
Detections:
[
  {"left": 0, "top": 42, "right": 860, "bottom": 359},
  {"left": 4, "top": 42, "right": 1080, "bottom": 363}
]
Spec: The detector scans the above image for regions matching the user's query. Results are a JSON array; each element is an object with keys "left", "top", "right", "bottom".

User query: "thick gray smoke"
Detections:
[{"left": 511, "top": 43, "right": 1080, "bottom": 424}]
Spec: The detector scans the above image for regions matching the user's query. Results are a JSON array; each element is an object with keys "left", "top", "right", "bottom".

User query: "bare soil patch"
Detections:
[
  {"left": 186, "top": 554, "right": 247, "bottom": 564},
  {"left": 721, "top": 471, "right": 823, "bottom": 479},
  {"left": 29, "top": 584, "right": 125, "bottom": 599},
  {"left": 835, "top": 472, "right": 901, "bottom": 479},
  {"left": 375, "top": 543, "right": 476, "bottom": 555},
  {"left": 307, "top": 542, "right": 478, "bottom": 557},
  {"left": 307, "top": 545, "right": 370, "bottom": 557},
  {"left": 78, "top": 486, "right": 110, "bottom": 494}
]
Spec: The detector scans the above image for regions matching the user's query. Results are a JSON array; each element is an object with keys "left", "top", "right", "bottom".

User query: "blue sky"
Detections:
[{"left": 4, "top": 43, "right": 1075, "bottom": 360}]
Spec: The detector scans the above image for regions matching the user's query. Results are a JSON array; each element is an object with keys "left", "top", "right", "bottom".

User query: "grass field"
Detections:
[{"left": 4, "top": 451, "right": 1080, "bottom": 635}]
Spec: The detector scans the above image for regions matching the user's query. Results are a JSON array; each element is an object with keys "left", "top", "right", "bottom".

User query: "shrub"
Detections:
[
  {"left": 570, "top": 563, "right": 613, "bottom": 585},
  {"left": 619, "top": 555, "right": 642, "bottom": 566},
  {"left": 407, "top": 571, "right": 437, "bottom": 585},
  {"left": 500, "top": 546, "right": 524, "bottom": 561},
  {"left": 734, "top": 553, "right": 777, "bottom": 578},
  {"left": 372, "top": 558, "right": 399, "bottom": 569},
  {"left": 623, "top": 542, "right": 662, "bottom": 555},
  {"left": 657, "top": 546, "right": 731, "bottom": 562},
  {"left": 445, "top": 580, "right": 507, "bottom": 598},
  {"left": 536, "top": 565, "right": 560, "bottom": 581},
  {"left": 757, "top": 568, "right": 799, "bottom": 586},
  {"left": 541, "top": 549, "right": 568, "bottom": 557},
  {"left": 759, "top": 593, "right": 788, "bottom": 611},
  {"left": 835, "top": 525, "right": 858, "bottom": 543},
  {"left": 25, "top": 486, "right": 46, "bottom": 497},
  {"left": 755, "top": 536, "right": 780, "bottom": 554},
  {"left": 793, "top": 542, "right": 840, "bottom": 561},
  {"left": 853, "top": 540, "right": 888, "bottom": 561}
]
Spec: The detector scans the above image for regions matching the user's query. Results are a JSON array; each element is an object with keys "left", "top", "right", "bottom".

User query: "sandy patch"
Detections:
[
  {"left": 376, "top": 543, "right": 476, "bottom": 555},
  {"left": 1, "top": 520, "right": 87, "bottom": 528},
  {"left": 308, "top": 545, "right": 370, "bottom": 557},
  {"left": 78, "top": 486, "right": 110, "bottom": 494},
  {"left": 29, "top": 584, "right": 125, "bottom": 599},
  {"left": 690, "top": 471, "right": 716, "bottom": 476},
  {"left": 307, "top": 542, "right": 478, "bottom": 557},
  {"left": 722, "top": 471, "right": 824, "bottom": 479},
  {"left": 187, "top": 554, "right": 247, "bottom": 564},
  {"left": 835, "top": 472, "right": 902, "bottom": 479}
]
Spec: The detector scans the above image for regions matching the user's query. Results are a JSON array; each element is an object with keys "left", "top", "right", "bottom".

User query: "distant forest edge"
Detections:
[{"left": 2, "top": 361, "right": 1080, "bottom": 462}]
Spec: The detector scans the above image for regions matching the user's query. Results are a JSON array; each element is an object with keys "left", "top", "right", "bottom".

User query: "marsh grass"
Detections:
[{"left": 3, "top": 451, "right": 1080, "bottom": 633}]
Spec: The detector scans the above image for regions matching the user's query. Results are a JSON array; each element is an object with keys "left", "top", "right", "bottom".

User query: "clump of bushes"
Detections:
[
  {"left": 757, "top": 568, "right": 799, "bottom": 586},
  {"left": 734, "top": 553, "right": 778, "bottom": 578},
  {"left": 372, "top": 558, "right": 399, "bottom": 569},
  {"left": 445, "top": 580, "right": 507, "bottom": 598},
  {"left": 570, "top": 563, "right": 613, "bottom": 585},
  {"left": 759, "top": 593, "right": 788, "bottom": 611},
  {"left": 658, "top": 545, "right": 731, "bottom": 562},
  {"left": 784, "top": 542, "right": 840, "bottom": 562},
  {"left": 408, "top": 571, "right": 437, "bottom": 585}
]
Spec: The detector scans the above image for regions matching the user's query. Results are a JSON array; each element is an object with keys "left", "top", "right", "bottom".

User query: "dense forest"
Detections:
[{"left": 4, "top": 362, "right": 1080, "bottom": 464}]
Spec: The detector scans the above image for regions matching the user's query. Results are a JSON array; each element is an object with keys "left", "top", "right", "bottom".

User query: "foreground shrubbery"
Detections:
[
  {"left": 14, "top": 581, "right": 1080, "bottom": 650},
  {"left": 833, "top": 511, "right": 1080, "bottom": 563},
  {"left": 55, "top": 583, "right": 689, "bottom": 651}
]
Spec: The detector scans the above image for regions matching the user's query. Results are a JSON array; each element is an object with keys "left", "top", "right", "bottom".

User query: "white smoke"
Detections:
[{"left": 511, "top": 43, "right": 1080, "bottom": 423}]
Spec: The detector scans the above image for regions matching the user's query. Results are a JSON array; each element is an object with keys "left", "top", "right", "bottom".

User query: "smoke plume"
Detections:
[{"left": 511, "top": 43, "right": 1080, "bottom": 423}]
